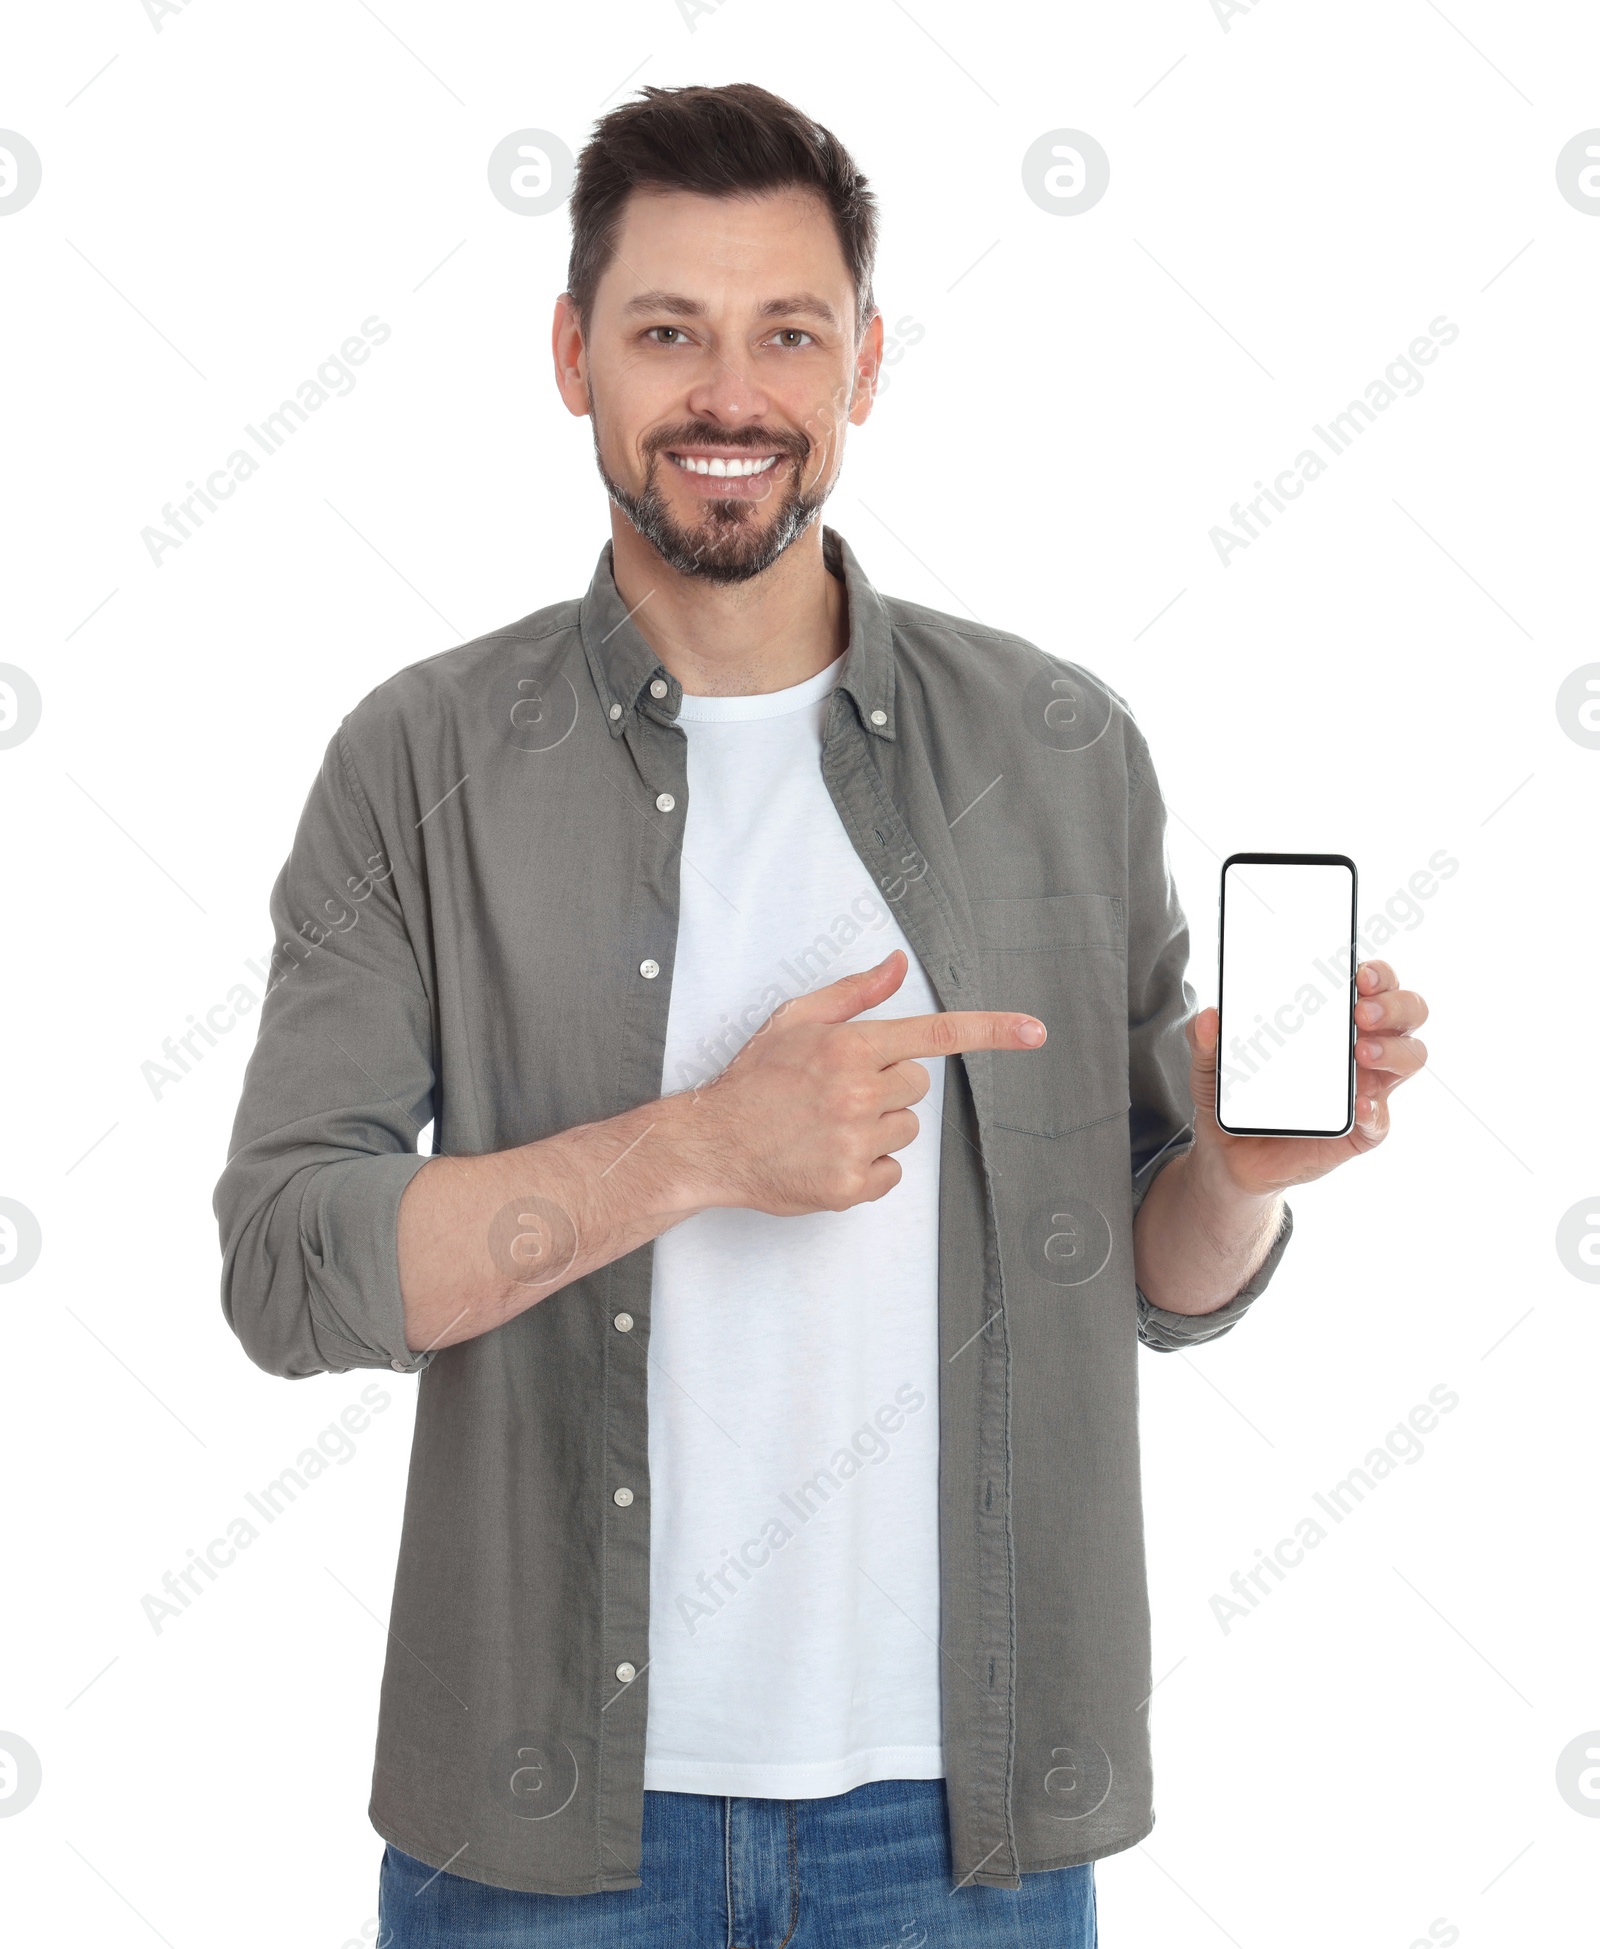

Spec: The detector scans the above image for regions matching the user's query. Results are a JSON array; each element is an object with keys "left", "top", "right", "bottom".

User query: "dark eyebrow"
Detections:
[
  {"left": 756, "top": 293, "right": 840, "bottom": 329},
  {"left": 620, "top": 290, "right": 705, "bottom": 319},
  {"left": 620, "top": 290, "right": 841, "bottom": 330}
]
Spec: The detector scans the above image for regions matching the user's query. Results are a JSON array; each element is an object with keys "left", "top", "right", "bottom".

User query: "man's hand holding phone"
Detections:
[{"left": 1186, "top": 957, "right": 1430, "bottom": 1200}]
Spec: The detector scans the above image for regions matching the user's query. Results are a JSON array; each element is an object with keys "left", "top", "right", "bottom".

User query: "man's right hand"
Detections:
[
  {"left": 397, "top": 950, "right": 1045, "bottom": 1353},
  {"left": 674, "top": 949, "right": 1046, "bottom": 1218}
]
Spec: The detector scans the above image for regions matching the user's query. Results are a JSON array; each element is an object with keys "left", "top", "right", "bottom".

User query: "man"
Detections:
[{"left": 215, "top": 82, "right": 1428, "bottom": 1946}]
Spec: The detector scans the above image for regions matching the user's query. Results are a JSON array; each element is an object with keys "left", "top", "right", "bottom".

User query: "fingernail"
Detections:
[{"left": 1017, "top": 1019, "right": 1046, "bottom": 1046}]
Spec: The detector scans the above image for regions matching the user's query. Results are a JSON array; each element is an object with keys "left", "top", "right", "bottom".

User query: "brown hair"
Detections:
[{"left": 565, "top": 83, "right": 878, "bottom": 339}]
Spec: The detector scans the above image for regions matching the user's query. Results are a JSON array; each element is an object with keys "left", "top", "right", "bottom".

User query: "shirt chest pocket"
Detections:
[{"left": 971, "top": 893, "right": 1130, "bottom": 1140}]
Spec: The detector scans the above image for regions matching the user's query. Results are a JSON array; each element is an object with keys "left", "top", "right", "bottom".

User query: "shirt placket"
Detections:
[
  {"left": 589, "top": 670, "right": 691, "bottom": 1884},
  {"left": 818, "top": 696, "right": 1021, "bottom": 1889}
]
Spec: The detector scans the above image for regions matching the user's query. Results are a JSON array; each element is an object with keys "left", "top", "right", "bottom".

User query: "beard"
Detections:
[{"left": 591, "top": 407, "right": 832, "bottom": 586}]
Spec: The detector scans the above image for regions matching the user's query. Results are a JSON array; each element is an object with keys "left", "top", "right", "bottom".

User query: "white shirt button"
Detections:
[
  {"left": 639, "top": 958, "right": 660, "bottom": 980},
  {"left": 613, "top": 1312, "right": 634, "bottom": 1332},
  {"left": 608, "top": 703, "right": 622, "bottom": 721},
  {"left": 870, "top": 709, "right": 888, "bottom": 727},
  {"left": 615, "top": 1661, "right": 636, "bottom": 1684},
  {"left": 613, "top": 1486, "right": 634, "bottom": 1507},
  {"left": 390, "top": 1358, "right": 410, "bottom": 1371},
  {"left": 649, "top": 678, "right": 669, "bottom": 699},
  {"left": 655, "top": 793, "right": 676, "bottom": 813}
]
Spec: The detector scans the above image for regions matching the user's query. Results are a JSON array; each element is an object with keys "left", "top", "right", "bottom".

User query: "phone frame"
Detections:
[{"left": 1215, "top": 851, "right": 1359, "bottom": 1140}]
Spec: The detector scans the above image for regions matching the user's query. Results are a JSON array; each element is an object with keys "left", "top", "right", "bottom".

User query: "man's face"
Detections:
[{"left": 555, "top": 186, "right": 881, "bottom": 584}]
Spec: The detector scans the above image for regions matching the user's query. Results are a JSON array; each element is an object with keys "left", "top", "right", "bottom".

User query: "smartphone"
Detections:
[{"left": 1215, "top": 853, "right": 1358, "bottom": 1139}]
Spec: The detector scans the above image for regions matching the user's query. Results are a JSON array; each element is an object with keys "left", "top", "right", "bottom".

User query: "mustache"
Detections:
[{"left": 644, "top": 422, "right": 810, "bottom": 463}]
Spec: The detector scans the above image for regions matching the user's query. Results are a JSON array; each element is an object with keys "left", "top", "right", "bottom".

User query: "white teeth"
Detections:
[{"left": 670, "top": 453, "right": 779, "bottom": 478}]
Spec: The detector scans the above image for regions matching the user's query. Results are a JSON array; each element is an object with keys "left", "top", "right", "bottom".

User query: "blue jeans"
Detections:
[{"left": 378, "top": 1777, "right": 1097, "bottom": 1946}]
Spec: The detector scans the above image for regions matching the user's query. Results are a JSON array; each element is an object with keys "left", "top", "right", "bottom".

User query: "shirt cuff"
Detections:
[
  {"left": 1136, "top": 1199, "right": 1294, "bottom": 1351},
  {"left": 298, "top": 1151, "right": 437, "bottom": 1374}
]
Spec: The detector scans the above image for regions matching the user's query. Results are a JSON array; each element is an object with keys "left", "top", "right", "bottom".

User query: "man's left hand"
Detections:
[{"left": 1186, "top": 958, "right": 1430, "bottom": 1197}]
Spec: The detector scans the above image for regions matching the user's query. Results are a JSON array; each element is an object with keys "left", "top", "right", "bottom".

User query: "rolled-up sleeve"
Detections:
[
  {"left": 214, "top": 723, "right": 437, "bottom": 1380},
  {"left": 1135, "top": 1203, "right": 1294, "bottom": 1349},
  {"left": 1121, "top": 715, "right": 1293, "bottom": 1351}
]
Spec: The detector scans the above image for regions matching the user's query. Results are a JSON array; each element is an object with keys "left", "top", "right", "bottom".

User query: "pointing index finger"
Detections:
[{"left": 853, "top": 1011, "right": 1047, "bottom": 1064}]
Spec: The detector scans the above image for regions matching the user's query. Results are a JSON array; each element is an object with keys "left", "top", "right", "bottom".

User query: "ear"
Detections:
[
  {"left": 848, "top": 310, "right": 885, "bottom": 427},
  {"left": 552, "top": 293, "right": 591, "bottom": 420}
]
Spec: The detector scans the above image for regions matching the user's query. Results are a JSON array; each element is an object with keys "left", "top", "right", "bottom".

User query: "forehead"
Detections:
[{"left": 598, "top": 185, "right": 854, "bottom": 312}]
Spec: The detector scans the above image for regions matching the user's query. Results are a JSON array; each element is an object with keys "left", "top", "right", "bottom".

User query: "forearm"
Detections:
[
  {"left": 397, "top": 1092, "right": 710, "bottom": 1353},
  {"left": 1132, "top": 1143, "right": 1285, "bottom": 1317},
  {"left": 396, "top": 955, "right": 1042, "bottom": 1355}
]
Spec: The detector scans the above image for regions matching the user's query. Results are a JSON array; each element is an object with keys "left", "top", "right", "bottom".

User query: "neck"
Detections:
[{"left": 608, "top": 511, "right": 847, "bottom": 698}]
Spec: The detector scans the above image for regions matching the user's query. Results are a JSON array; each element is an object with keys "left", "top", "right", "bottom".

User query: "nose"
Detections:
[{"left": 684, "top": 342, "right": 773, "bottom": 431}]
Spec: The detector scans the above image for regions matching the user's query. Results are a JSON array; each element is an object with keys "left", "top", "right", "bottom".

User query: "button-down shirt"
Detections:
[{"left": 214, "top": 526, "right": 1294, "bottom": 1895}]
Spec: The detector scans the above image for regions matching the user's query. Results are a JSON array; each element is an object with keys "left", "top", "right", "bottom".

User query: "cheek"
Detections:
[
  {"left": 798, "top": 404, "right": 852, "bottom": 482},
  {"left": 784, "top": 368, "right": 853, "bottom": 450},
  {"left": 593, "top": 358, "right": 679, "bottom": 446},
  {"left": 796, "top": 448, "right": 830, "bottom": 495}
]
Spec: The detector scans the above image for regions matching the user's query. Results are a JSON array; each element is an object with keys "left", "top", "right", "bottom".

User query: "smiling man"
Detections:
[{"left": 215, "top": 82, "right": 1429, "bottom": 1949}]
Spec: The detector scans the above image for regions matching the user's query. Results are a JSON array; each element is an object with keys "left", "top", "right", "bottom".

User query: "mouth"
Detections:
[{"left": 661, "top": 445, "right": 791, "bottom": 499}]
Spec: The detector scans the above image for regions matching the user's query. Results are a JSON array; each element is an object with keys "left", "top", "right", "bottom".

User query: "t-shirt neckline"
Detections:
[{"left": 675, "top": 653, "right": 845, "bottom": 723}]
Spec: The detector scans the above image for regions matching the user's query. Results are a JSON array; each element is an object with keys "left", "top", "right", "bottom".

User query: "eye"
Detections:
[
  {"left": 772, "top": 329, "right": 814, "bottom": 348},
  {"left": 645, "top": 326, "right": 691, "bottom": 345}
]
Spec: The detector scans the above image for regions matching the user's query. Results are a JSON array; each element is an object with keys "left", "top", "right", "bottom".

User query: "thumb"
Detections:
[
  {"left": 1187, "top": 1005, "right": 1220, "bottom": 1118},
  {"left": 782, "top": 949, "right": 909, "bottom": 1026}
]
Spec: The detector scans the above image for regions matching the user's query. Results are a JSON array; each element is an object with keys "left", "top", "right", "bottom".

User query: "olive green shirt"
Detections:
[{"left": 214, "top": 526, "right": 1293, "bottom": 1895}]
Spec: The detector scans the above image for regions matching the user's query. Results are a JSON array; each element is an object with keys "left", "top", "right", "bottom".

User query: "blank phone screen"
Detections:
[{"left": 1217, "top": 857, "right": 1356, "bottom": 1137}]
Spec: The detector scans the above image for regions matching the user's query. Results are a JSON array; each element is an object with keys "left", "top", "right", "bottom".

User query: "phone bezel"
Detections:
[{"left": 1215, "top": 851, "right": 1358, "bottom": 1140}]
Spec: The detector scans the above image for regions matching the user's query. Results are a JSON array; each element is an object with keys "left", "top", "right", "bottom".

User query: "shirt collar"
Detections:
[{"left": 578, "top": 524, "right": 897, "bottom": 742}]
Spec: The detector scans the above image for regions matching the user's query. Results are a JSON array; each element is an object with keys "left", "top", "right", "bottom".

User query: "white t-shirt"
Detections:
[{"left": 640, "top": 652, "right": 946, "bottom": 1799}]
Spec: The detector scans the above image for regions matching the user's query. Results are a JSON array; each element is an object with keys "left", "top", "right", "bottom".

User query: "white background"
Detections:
[{"left": 2, "top": 2, "right": 1597, "bottom": 1944}]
